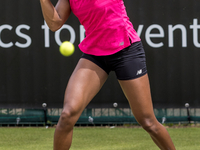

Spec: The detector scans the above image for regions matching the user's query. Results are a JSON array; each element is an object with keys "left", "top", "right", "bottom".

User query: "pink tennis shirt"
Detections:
[{"left": 69, "top": 0, "right": 141, "bottom": 56}]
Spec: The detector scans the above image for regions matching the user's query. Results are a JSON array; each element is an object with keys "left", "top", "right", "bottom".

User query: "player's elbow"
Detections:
[
  {"left": 47, "top": 20, "right": 63, "bottom": 32},
  {"left": 49, "top": 25, "right": 62, "bottom": 32}
]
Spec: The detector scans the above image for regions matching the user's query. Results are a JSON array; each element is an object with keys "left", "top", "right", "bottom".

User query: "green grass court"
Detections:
[{"left": 0, "top": 126, "right": 200, "bottom": 150}]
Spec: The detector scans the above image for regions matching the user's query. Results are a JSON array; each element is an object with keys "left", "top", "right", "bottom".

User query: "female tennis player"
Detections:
[{"left": 40, "top": 0, "right": 176, "bottom": 149}]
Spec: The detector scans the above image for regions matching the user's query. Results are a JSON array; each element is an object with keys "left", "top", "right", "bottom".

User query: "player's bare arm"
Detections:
[{"left": 40, "top": 0, "right": 71, "bottom": 31}]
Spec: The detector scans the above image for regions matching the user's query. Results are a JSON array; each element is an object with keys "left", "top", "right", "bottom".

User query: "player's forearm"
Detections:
[{"left": 40, "top": 0, "right": 63, "bottom": 31}]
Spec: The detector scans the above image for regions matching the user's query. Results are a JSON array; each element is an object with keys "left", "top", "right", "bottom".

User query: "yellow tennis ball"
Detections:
[{"left": 59, "top": 41, "right": 75, "bottom": 56}]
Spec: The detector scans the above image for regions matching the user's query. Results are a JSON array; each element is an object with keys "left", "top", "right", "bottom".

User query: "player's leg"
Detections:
[
  {"left": 54, "top": 58, "right": 108, "bottom": 150},
  {"left": 118, "top": 74, "right": 176, "bottom": 150}
]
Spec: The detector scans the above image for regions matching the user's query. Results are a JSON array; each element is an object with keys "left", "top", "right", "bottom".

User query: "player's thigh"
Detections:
[
  {"left": 118, "top": 74, "right": 157, "bottom": 123},
  {"left": 63, "top": 58, "right": 108, "bottom": 115}
]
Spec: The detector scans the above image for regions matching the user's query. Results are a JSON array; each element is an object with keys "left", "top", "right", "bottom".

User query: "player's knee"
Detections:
[
  {"left": 140, "top": 118, "right": 160, "bottom": 135},
  {"left": 58, "top": 109, "right": 77, "bottom": 128}
]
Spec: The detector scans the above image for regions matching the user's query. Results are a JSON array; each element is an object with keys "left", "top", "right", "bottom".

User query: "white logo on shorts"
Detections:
[
  {"left": 136, "top": 69, "right": 142, "bottom": 75},
  {"left": 119, "top": 41, "right": 124, "bottom": 46}
]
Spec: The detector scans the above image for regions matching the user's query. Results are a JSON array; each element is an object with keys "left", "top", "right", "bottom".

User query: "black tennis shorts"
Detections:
[{"left": 81, "top": 41, "right": 147, "bottom": 80}]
